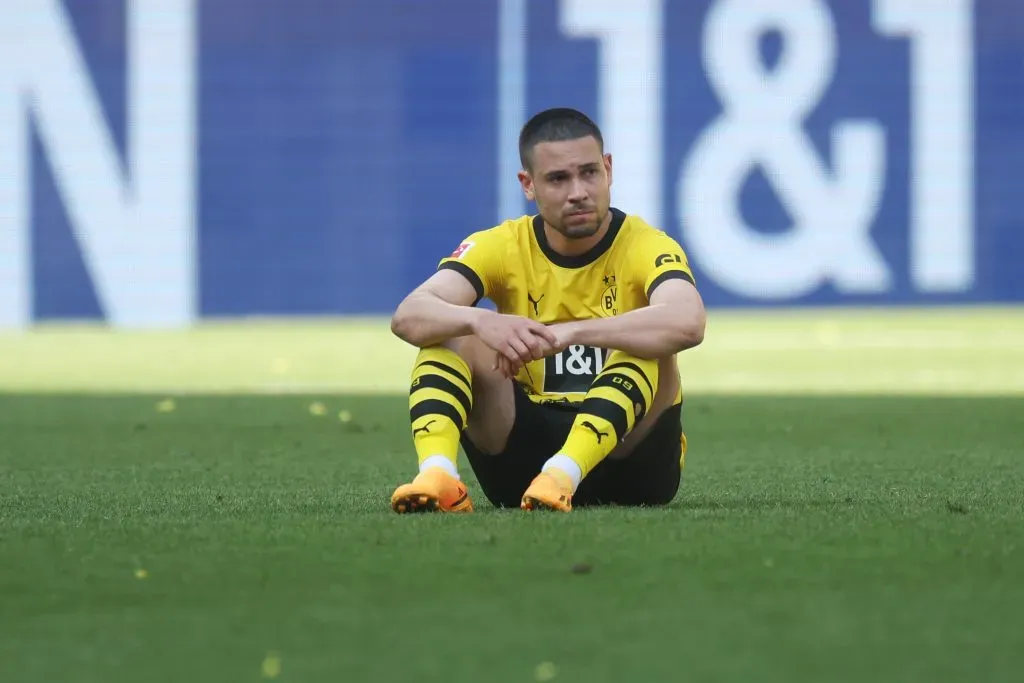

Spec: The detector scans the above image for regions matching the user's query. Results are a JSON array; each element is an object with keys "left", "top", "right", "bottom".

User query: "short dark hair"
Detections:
[{"left": 518, "top": 107, "right": 604, "bottom": 171}]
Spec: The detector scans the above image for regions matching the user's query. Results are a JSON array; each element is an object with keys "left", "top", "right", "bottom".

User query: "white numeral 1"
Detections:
[
  {"left": 560, "top": 0, "right": 664, "bottom": 229},
  {"left": 875, "top": 0, "right": 975, "bottom": 291}
]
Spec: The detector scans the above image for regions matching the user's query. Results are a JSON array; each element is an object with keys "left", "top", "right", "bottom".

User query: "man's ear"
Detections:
[{"left": 518, "top": 169, "right": 535, "bottom": 201}]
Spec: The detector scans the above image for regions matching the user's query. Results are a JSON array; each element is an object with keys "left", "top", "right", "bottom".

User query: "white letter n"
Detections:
[{"left": 0, "top": 0, "right": 196, "bottom": 328}]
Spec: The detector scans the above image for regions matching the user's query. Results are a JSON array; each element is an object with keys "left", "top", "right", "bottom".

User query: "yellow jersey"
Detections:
[{"left": 437, "top": 208, "right": 696, "bottom": 404}]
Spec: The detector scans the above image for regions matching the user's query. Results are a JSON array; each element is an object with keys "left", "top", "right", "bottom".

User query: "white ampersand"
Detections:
[
  {"left": 565, "top": 345, "right": 592, "bottom": 375},
  {"left": 680, "top": 0, "right": 892, "bottom": 298}
]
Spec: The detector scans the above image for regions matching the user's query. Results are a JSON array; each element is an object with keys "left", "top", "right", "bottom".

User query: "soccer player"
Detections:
[{"left": 389, "top": 107, "right": 706, "bottom": 513}]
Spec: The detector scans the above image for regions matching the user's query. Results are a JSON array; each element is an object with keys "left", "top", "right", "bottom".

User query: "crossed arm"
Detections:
[
  {"left": 390, "top": 269, "right": 559, "bottom": 359},
  {"left": 390, "top": 269, "right": 706, "bottom": 373},
  {"left": 548, "top": 278, "right": 705, "bottom": 359}
]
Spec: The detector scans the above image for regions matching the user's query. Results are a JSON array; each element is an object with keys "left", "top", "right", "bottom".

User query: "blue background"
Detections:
[{"left": 28, "top": 0, "right": 1024, "bottom": 320}]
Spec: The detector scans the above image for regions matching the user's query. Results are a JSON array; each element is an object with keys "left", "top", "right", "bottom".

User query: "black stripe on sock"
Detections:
[
  {"left": 411, "top": 373, "right": 472, "bottom": 417},
  {"left": 589, "top": 372, "right": 647, "bottom": 421},
  {"left": 578, "top": 396, "right": 629, "bottom": 442},
  {"left": 410, "top": 399, "right": 466, "bottom": 432},
  {"left": 601, "top": 361, "right": 654, "bottom": 399},
  {"left": 415, "top": 360, "right": 472, "bottom": 391}
]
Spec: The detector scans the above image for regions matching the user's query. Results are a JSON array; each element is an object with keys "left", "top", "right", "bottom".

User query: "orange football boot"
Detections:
[
  {"left": 391, "top": 467, "right": 473, "bottom": 513},
  {"left": 520, "top": 470, "right": 573, "bottom": 512}
]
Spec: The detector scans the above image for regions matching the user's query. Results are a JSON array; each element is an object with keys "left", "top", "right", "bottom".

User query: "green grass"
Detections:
[
  {"left": 1, "top": 308, "right": 1023, "bottom": 682},
  {"left": 2, "top": 307, "right": 1022, "bottom": 395}
]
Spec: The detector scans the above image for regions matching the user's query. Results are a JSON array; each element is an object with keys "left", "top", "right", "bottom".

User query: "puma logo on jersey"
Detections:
[
  {"left": 527, "top": 292, "right": 545, "bottom": 316},
  {"left": 412, "top": 419, "right": 437, "bottom": 436},
  {"left": 581, "top": 420, "right": 609, "bottom": 443}
]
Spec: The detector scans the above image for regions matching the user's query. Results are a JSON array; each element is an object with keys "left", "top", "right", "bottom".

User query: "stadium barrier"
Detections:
[{"left": 1, "top": 0, "right": 1021, "bottom": 329}]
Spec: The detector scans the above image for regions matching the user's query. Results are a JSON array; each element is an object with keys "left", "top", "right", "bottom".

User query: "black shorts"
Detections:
[{"left": 461, "top": 382, "right": 683, "bottom": 508}]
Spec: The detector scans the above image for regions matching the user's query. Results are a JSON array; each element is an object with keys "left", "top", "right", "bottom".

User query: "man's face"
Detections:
[{"left": 519, "top": 136, "right": 613, "bottom": 239}]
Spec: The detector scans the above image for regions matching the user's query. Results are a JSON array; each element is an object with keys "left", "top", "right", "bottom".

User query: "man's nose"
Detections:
[{"left": 568, "top": 177, "right": 588, "bottom": 202}]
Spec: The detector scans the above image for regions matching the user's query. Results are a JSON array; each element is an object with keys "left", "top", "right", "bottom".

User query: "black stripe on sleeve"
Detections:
[
  {"left": 410, "top": 373, "right": 472, "bottom": 417},
  {"left": 438, "top": 261, "right": 484, "bottom": 306},
  {"left": 646, "top": 270, "right": 695, "bottom": 300},
  {"left": 410, "top": 398, "right": 466, "bottom": 432},
  {"left": 578, "top": 396, "right": 629, "bottom": 441}
]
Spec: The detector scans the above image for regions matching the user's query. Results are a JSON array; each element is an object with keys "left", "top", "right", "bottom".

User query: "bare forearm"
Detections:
[
  {"left": 567, "top": 304, "right": 704, "bottom": 359},
  {"left": 391, "top": 293, "right": 487, "bottom": 347}
]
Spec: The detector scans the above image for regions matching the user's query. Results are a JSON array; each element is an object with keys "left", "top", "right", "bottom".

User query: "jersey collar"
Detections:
[{"left": 532, "top": 207, "right": 626, "bottom": 268}]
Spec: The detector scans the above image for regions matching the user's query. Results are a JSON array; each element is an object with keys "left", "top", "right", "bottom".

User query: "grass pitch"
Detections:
[{"left": 1, "top": 308, "right": 1023, "bottom": 683}]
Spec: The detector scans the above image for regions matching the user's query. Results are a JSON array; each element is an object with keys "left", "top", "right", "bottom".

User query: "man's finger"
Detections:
[
  {"left": 500, "top": 355, "right": 516, "bottom": 379},
  {"left": 508, "top": 337, "right": 532, "bottom": 364},
  {"left": 518, "top": 334, "right": 543, "bottom": 360},
  {"left": 528, "top": 322, "right": 559, "bottom": 346},
  {"left": 502, "top": 344, "right": 520, "bottom": 364}
]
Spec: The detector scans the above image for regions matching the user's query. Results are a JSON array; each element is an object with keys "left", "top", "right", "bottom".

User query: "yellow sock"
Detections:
[
  {"left": 556, "top": 351, "right": 658, "bottom": 478},
  {"left": 409, "top": 347, "right": 473, "bottom": 470}
]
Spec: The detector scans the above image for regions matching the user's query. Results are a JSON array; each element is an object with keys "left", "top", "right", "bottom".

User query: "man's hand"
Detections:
[
  {"left": 494, "top": 353, "right": 517, "bottom": 380},
  {"left": 491, "top": 320, "right": 579, "bottom": 380},
  {"left": 472, "top": 311, "right": 560, "bottom": 370},
  {"left": 545, "top": 321, "right": 579, "bottom": 352}
]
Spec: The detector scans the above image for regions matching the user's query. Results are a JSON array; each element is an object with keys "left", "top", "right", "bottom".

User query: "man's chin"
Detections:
[
  {"left": 562, "top": 224, "right": 600, "bottom": 239},
  {"left": 560, "top": 213, "right": 602, "bottom": 238}
]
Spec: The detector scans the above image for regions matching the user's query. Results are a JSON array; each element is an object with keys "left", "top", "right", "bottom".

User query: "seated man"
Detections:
[{"left": 389, "top": 107, "right": 706, "bottom": 513}]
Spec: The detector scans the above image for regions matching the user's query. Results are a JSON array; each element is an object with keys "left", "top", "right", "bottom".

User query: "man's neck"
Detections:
[{"left": 542, "top": 211, "right": 613, "bottom": 257}]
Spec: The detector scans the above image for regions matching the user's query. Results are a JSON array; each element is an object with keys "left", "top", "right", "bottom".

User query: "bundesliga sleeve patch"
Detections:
[{"left": 449, "top": 241, "right": 475, "bottom": 260}]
